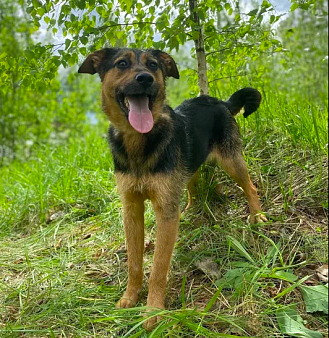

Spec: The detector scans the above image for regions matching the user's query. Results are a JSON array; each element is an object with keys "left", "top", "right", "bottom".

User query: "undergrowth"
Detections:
[{"left": 0, "top": 90, "right": 327, "bottom": 337}]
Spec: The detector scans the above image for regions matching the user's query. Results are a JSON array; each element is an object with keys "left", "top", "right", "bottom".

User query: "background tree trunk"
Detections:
[{"left": 189, "top": 0, "right": 209, "bottom": 95}]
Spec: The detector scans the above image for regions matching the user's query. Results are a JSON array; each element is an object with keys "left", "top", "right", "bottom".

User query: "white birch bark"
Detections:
[{"left": 189, "top": 0, "right": 209, "bottom": 96}]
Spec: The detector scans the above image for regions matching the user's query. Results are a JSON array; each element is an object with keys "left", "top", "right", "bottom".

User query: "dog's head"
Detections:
[{"left": 78, "top": 48, "right": 179, "bottom": 133}]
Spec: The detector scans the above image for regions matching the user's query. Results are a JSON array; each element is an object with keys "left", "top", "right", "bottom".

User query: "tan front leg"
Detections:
[
  {"left": 144, "top": 196, "right": 180, "bottom": 330},
  {"left": 217, "top": 154, "right": 267, "bottom": 223},
  {"left": 116, "top": 191, "right": 145, "bottom": 309}
]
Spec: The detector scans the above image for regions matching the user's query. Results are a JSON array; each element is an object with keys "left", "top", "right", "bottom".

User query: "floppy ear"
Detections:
[
  {"left": 150, "top": 50, "right": 179, "bottom": 79},
  {"left": 78, "top": 48, "right": 120, "bottom": 75}
]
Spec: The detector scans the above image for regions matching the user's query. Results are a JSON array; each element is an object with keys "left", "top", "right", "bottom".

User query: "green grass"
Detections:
[{"left": 0, "top": 90, "right": 328, "bottom": 337}]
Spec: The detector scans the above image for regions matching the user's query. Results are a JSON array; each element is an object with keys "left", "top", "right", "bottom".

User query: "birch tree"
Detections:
[{"left": 2, "top": 0, "right": 323, "bottom": 94}]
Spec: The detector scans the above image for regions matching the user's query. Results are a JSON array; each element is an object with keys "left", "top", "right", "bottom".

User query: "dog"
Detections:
[{"left": 78, "top": 48, "right": 267, "bottom": 330}]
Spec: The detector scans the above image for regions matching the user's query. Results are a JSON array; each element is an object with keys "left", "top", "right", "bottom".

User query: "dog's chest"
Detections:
[
  {"left": 108, "top": 126, "right": 179, "bottom": 175},
  {"left": 115, "top": 172, "right": 186, "bottom": 201}
]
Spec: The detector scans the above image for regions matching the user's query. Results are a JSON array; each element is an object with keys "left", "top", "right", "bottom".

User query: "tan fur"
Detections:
[
  {"left": 208, "top": 150, "right": 267, "bottom": 223},
  {"left": 115, "top": 190, "right": 145, "bottom": 309},
  {"left": 185, "top": 170, "right": 200, "bottom": 210},
  {"left": 115, "top": 171, "right": 185, "bottom": 201},
  {"left": 115, "top": 171, "right": 183, "bottom": 330}
]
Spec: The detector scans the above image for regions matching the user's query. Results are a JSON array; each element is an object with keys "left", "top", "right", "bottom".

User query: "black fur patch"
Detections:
[
  {"left": 225, "top": 87, "right": 262, "bottom": 118},
  {"left": 108, "top": 92, "right": 253, "bottom": 176}
]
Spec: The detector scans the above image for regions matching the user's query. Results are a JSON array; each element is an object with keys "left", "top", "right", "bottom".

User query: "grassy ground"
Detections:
[{"left": 0, "top": 90, "right": 328, "bottom": 337}]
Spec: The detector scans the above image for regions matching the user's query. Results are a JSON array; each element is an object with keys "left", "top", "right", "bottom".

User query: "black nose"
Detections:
[{"left": 135, "top": 73, "right": 154, "bottom": 89}]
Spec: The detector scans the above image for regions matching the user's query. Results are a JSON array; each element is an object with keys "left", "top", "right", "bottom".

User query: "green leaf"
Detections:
[
  {"left": 191, "top": 31, "right": 200, "bottom": 40},
  {"left": 80, "top": 36, "right": 88, "bottom": 45},
  {"left": 204, "top": 286, "right": 223, "bottom": 312},
  {"left": 224, "top": 3, "right": 231, "bottom": 11},
  {"left": 26, "top": 6, "right": 34, "bottom": 14},
  {"left": 32, "top": 0, "right": 40, "bottom": 8},
  {"left": 24, "top": 50, "right": 34, "bottom": 60},
  {"left": 156, "top": 19, "right": 166, "bottom": 31},
  {"left": 300, "top": 284, "right": 328, "bottom": 314},
  {"left": 197, "top": 9, "right": 205, "bottom": 21},
  {"left": 247, "top": 9, "right": 258, "bottom": 16},
  {"left": 300, "top": 4, "right": 310, "bottom": 10},
  {"left": 136, "top": 3, "right": 142, "bottom": 11},
  {"left": 267, "top": 271, "right": 298, "bottom": 283},
  {"left": 291, "top": 3, "right": 299, "bottom": 11},
  {"left": 274, "top": 275, "right": 311, "bottom": 300},
  {"left": 231, "top": 261, "right": 257, "bottom": 268},
  {"left": 261, "top": 0, "right": 271, "bottom": 9},
  {"left": 65, "top": 39, "right": 71, "bottom": 49},
  {"left": 178, "top": 32, "right": 186, "bottom": 44},
  {"left": 79, "top": 47, "right": 87, "bottom": 55},
  {"left": 76, "top": 0, "right": 86, "bottom": 10},
  {"left": 37, "top": 7, "right": 46, "bottom": 16},
  {"left": 227, "top": 235, "right": 256, "bottom": 265},
  {"left": 276, "top": 306, "right": 323, "bottom": 338},
  {"left": 51, "top": 56, "right": 61, "bottom": 66},
  {"left": 215, "top": 268, "right": 246, "bottom": 288},
  {"left": 0, "top": 52, "right": 7, "bottom": 60},
  {"left": 22, "top": 77, "right": 30, "bottom": 87}
]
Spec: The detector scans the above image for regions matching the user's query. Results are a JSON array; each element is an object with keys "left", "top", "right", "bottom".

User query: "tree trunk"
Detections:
[{"left": 189, "top": 0, "right": 209, "bottom": 96}]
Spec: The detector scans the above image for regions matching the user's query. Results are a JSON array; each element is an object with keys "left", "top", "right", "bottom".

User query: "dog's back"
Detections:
[{"left": 174, "top": 87, "right": 262, "bottom": 173}]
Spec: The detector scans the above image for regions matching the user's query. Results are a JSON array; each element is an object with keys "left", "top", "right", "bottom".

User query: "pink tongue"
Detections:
[{"left": 127, "top": 96, "right": 154, "bottom": 133}]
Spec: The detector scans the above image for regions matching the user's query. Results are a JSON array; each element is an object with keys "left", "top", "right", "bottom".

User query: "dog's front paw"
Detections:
[
  {"left": 143, "top": 302, "right": 165, "bottom": 331},
  {"left": 115, "top": 292, "right": 138, "bottom": 309},
  {"left": 248, "top": 213, "right": 268, "bottom": 224},
  {"left": 143, "top": 314, "right": 162, "bottom": 331}
]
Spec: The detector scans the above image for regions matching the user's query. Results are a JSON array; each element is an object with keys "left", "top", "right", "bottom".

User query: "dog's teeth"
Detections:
[{"left": 124, "top": 98, "right": 129, "bottom": 108}]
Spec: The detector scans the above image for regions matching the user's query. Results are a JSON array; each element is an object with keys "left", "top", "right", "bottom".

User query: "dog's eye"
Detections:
[
  {"left": 148, "top": 61, "right": 158, "bottom": 70},
  {"left": 117, "top": 60, "right": 128, "bottom": 68}
]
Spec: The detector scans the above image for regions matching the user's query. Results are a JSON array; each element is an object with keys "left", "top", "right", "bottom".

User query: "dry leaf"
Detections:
[
  {"left": 48, "top": 210, "right": 65, "bottom": 223},
  {"left": 55, "top": 238, "right": 63, "bottom": 249},
  {"left": 195, "top": 258, "right": 220, "bottom": 279},
  {"left": 316, "top": 265, "right": 328, "bottom": 283},
  {"left": 67, "top": 262, "right": 74, "bottom": 269},
  {"left": 144, "top": 239, "right": 155, "bottom": 253},
  {"left": 14, "top": 258, "right": 24, "bottom": 264}
]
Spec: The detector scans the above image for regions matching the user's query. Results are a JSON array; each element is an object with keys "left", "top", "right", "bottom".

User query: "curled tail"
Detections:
[{"left": 226, "top": 87, "right": 262, "bottom": 118}]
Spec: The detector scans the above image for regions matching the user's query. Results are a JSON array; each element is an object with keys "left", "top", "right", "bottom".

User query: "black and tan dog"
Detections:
[{"left": 78, "top": 48, "right": 267, "bottom": 330}]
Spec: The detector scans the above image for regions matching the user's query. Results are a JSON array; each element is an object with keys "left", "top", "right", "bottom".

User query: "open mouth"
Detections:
[{"left": 117, "top": 94, "right": 155, "bottom": 134}]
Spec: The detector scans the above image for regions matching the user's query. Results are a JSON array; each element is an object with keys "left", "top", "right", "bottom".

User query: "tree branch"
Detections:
[
  {"left": 206, "top": 48, "right": 230, "bottom": 57},
  {"left": 97, "top": 21, "right": 156, "bottom": 32},
  {"left": 208, "top": 73, "right": 250, "bottom": 84}
]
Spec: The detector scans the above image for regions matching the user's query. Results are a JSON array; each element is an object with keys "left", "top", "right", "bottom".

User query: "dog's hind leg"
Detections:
[
  {"left": 185, "top": 170, "right": 200, "bottom": 210},
  {"left": 116, "top": 191, "right": 145, "bottom": 309},
  {"left": 215, "top": 153, "right": 267, "bottom": 224}
]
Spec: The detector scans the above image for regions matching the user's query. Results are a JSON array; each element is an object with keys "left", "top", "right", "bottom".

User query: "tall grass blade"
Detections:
[{"left": 227, "top": 235, "right": 256, "bottom": 265}]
